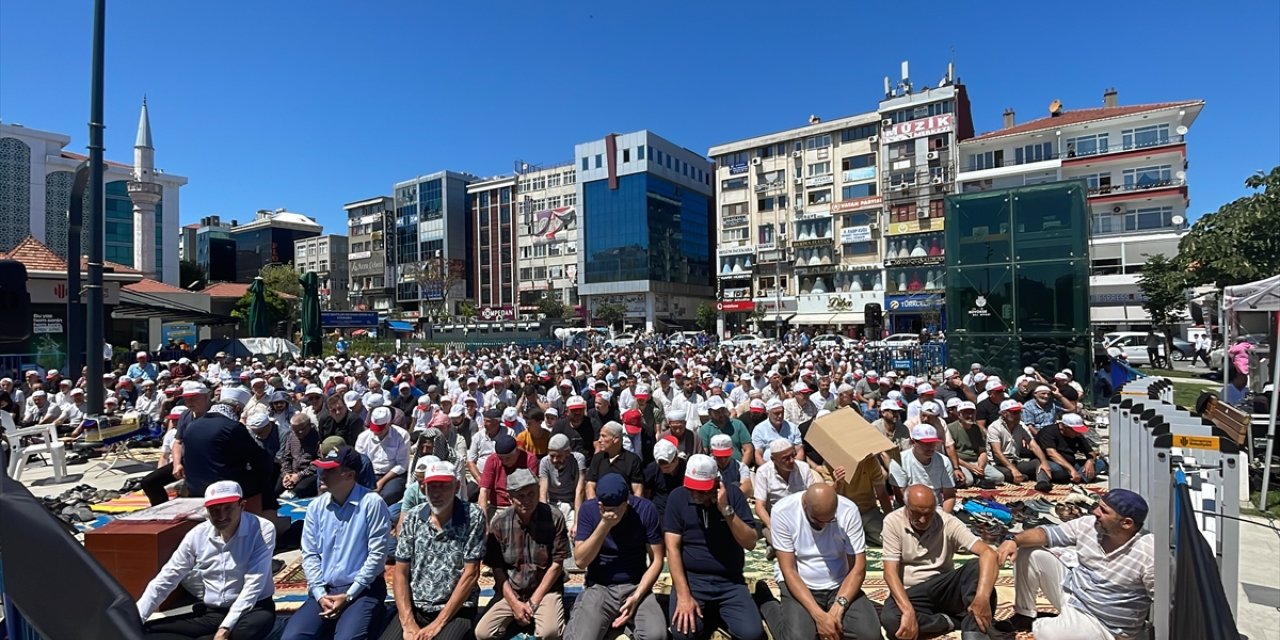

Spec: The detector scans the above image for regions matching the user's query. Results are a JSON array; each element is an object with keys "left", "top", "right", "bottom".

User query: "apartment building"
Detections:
[
  {"left": 345, "top": 196, "right": 395, "bottom": 313},
  {"left": 515, "top": 162, "right": 579, "bottom": 315}
]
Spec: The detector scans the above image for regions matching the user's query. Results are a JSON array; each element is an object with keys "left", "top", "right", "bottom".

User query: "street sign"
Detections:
[{"left": 321, "top": 311, "right": 380, "bottom": 328}]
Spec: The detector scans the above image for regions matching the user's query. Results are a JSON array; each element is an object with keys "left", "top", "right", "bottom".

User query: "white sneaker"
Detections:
[{"left": 280, "top": 491, "right": 296, "bottom": 500}]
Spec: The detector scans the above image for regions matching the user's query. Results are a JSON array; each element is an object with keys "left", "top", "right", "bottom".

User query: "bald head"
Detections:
[
  {"left": 805, "top": 483, "right": 838, "bottom": 517},
  {"left": 905, "top": 485, "right": 936, "bottom": 509}
]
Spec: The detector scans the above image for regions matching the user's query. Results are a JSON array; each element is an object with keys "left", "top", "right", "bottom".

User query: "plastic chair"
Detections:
[{"left": 3, "top": 412, "right": 67, "bottom": 483}]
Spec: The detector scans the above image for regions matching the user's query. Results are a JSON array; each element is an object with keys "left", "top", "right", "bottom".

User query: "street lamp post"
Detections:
[{"left": 85, "top": 0, "right": 107, "bottom": 416}]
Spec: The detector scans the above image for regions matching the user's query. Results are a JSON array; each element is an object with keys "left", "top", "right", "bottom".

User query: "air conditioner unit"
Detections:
[
  {"left": 1112, "top": 205, "right": 1124, "bottom": 214},
  {"left": 867, "top": 135, "right": 879, "bottom": 144},
  {"left": 932, "top": 177, "right": 945, "bottom": 185},
  {"left": 751, "top": 157, "right": 762, "bottom": 166},
  {"left": 792, "top": 150, "right": 804, "bottom": 158},
  {"left": 868, "top": 222, "right": 879, "bottom": 231},
  {"left": 795, "top": 178, "right": 804, "bottom": 185},
  {"left": 926, "top": 151, "right": 939, "bottom": 160},
  {"left": 896, "top": 184, "right": 910, "bottom": 192},
  {"left": 917, "top": 208, "right": 931, "bottom": 220},
  {"left": 881, "top": 119, "right": 893, "bottom": 128}
]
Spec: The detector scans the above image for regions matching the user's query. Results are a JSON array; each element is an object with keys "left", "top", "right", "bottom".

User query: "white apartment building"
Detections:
[
  {"left": 957, "top": 89, "right": 1204, "bottom": 330},
  {"left": 294, "top": 234, "right": 349, "bottom": 310},
  {"left": 709, "top": 112, "right": 886, "bottom": 333},
  {"left": 515, "top": 162, "right": 579, "bottom": 314}
]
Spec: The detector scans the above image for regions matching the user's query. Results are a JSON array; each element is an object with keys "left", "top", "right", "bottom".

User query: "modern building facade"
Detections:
[
  {"left": 875, "top": 63, "right": 974, "bottom": 335},
  {"left": 193, "top": 216, "right": 237, "bottom": 282},
  {"left": 956, "top": 89, "right": 1203, "bottom": 330},
  {"left": 709, "top": 111, "right": 886, "bottom": 334},
  {"left": 179, "top": 223, "right": 199, "bottom": 263},
  {"left": 230, "top": 209, "right": 322, "bottom": 282},
  {"left": 516, "top": 162, "right": 579, "bottom": 316},
  {"left": 344, "top": 196, "right": 395, "bottom": 313},
  {"left": 575, "top": 131, "right": 714, "bottom": 330},
  {"left": 294, "top": 234, "right": 349, "bottom": 310},
  {"left": 391, "top": 170, "right": 475, "bottom": 319},
  {"left": 466, "top": 176, "right": 518, "bottom": 315},
  {"left": 0, "top": 101, "right": 187, "bottom": 285}
]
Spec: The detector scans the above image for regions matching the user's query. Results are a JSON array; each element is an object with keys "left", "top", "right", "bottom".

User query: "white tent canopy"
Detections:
[{"left": 1223, "top": 273, "right": 1280, "bottom": 509}]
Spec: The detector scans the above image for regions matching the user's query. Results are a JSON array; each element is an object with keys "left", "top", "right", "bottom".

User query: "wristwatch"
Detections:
[
  {"left": 835, "top": 595, "right": 850, "bottom": 610},
  {"left": 721, "top": 504, "right": 735, "bottom": 518}
]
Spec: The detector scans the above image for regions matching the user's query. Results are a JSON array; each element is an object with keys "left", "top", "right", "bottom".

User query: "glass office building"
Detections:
[{"left": 945, "top": 180, "right": 1092, "bottom": 379}]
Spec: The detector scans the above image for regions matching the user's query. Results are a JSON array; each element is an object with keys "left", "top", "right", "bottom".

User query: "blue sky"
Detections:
[{"left": 3, "top": 1, "right": 1277, "bottom": 235}]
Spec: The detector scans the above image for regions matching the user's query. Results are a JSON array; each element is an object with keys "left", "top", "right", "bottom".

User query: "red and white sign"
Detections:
[
  {"left": 882, "top": 114, "right": 954, "bottom": 144},
  {"left": 717, "top": 300, "right": 756, "bottom": 312},
  {"left": 478, "top": 305, "right": 516, "bottom": 322},
  {"left": 831, "top": 195, "right": 884, "bottom": 214}
]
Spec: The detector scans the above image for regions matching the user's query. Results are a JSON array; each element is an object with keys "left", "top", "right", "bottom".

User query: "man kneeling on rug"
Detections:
[{"left": 136, "top": 481, "right": 277, "bottom": 640}]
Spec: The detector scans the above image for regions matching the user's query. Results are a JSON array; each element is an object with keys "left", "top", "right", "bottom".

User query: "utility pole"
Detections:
[{"left": 85, "top": 0, "right": 107, "bottom": 416}]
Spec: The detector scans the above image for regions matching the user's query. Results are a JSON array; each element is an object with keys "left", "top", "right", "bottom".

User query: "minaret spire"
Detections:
[
  {"left": 129, "top": 96, "right": 162, "bottom": 280},
  {"left": 135, "top": 95, "right": 153, "bottom": 150}
]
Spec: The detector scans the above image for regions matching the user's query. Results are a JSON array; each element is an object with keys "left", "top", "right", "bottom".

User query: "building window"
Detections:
[
  {"left": 966, "top": 150, "right": 1004, "bottom": 171},
  {"left": 581, "top": 157, "right": 589, "bottom": 171},
  {"left": 1015, "top": 142, "right": 1054, "bottom": 165},
  {"left": 721, "top": 227, "right": 750, "bottom": 242},
  {"left": 1091, "top": 205, "right": 1174, "bottom": 235},
  {"left": 889, "top": 171, "right": 916, "bottom": 187},
  {"left": 623, "top": 148, "right": 631, "bottom": 162},
  {"left": 547, "top": 174, "right": 561, "bottom": 188},
  {"left": 1122, "top": 124, "right": 1170, "bottom": 150},
  {"left": 807, "top": 189, "right": 832, "bottom": 205},
  {"left": 758, "top": 223, "right": 775, "bottom": 245},
  {"left": 722, "top": 177, "right": 748, "bottom": 191},
  {"left": 637, "top": 145, "right": 645, "bottom": 160},
  {"left": 564, "top": 171, "right": 576, "bottom": 185},
  {"left": 891, "top": 203, "right": 914, "bottom": 223},
  {"left": 841, "top": 183, "right": 877, "bottom": 199},
  {"left": 532, "top": 176, "right": 546, "bottom": 190},
  {"left": 758, "top": 275, "right": 788, "bottom": 291},
  {"left": 1065, "top": 133, "right": 1108, "bottom": 157},
  {"left": 841, "top": 212, "right": 873, "bottom": 227},
  {"left": 757, "top": 195, "right": 788, "bottom": 212},
  {"left": 594, "top": 154, "right": 603, "bottom": 169},
  {"left": 888, "top": 141, "right": 914, "bottom": 161},
  {"left": 722, "top": 202, "right": 747, "bottom": 217},
  {"left": 841, "top": 154, "right": 876, "bottom": 170},
  {"left": 1122, "top": 164, "right": 1173, "bottom": 189},
  {"left": 839, "top": 124, "right": 878, "bottom": 142},
  {"left": 929, "top": 199, "right": 944, "bottom": 218},
  {"left": 564, "top": 193, "right": 576, "bottom": 206},
  {"left": 804, "top": 135, "right": 833, "bottom": 150},
  {"left": 807, "top": 161, "right": 831, "bottom": 177},
  {"left": 720, "top": 151, "right": 748, "bottom": 167},
  {"left": 844, "top": 240, "right": 875, "bottom": 255}
]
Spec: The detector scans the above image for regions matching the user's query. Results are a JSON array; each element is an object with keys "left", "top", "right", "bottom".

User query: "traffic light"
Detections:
[{"left": 0, "top": 260, "right": 31, "bottom": 342}]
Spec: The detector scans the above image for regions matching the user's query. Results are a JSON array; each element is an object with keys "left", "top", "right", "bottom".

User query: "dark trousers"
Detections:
[
  {"left": 144, "top": 598, "right": 275, "bottom": 640},
  {"left": 275, "top": 472, "right": 320, "bottom": 498},
  {"left": 376, "top": 606, "right": 475, "bottom": 640},
  {"left": 376, "top": 475, "right": 407, "bottom": 505},
  {"left": 668, "top": 582, "right": 765, "bottom": 640},
  {"left": 1046, "top": 457, "right": 1109, "bottom": 483},
  {"left": 142, "top": 463, "right": 177, "bottom": 506},
  {"left": 763, "top": 582, "right": 881, "bottom": 640},
  {"left": 879, "top": 558, "right": 996, "bottom": 639},
  {"left": 995, "top": 459, "right": 1044, "bottom": 484},
  {"left": 281, "top": 577, "right": 387, "bottom": 640}
]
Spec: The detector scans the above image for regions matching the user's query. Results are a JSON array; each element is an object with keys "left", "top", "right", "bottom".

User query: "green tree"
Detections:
[
  {"left": 695, "top": 303, "right": 718, "bottom": 333},
  {"left": 179, "top": 260, "right": 207, "bottom": 290},
  {"left": 1138, "top": 253, "right": 1189, "bottom": 369},
  {"left": 593, "top": 302, "right": 627, "bottom": 329},
  {"left": 1179, "top": 166, "right": 1280, "bottom": 287},
  {"left": 230, "top": 289, "right": 289, "bottom": 333},
  {"left": 260, "top": 263, "right": 304, "bottom": 298},
  {"left": 536, "top": 296, "right": 568, "bottom": 321},
  {"left": 457, "top": 301, "right": 478, "bottom": 323}
]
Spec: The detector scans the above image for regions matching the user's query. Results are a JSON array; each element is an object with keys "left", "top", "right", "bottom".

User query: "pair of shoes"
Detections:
[
  {"left": 279, "top": 491, "right": 297, "bottom": 500},
  {"left": 1023, "top": 497, "right": 1054, "bottom": 513},
  {"left": 1035, "top": 479, "right": 1053, "bottom": 493},
  {"left": 994, "top": 613, "right": 1036, "bottom": 633},
  {"left": 1055, "top": 502, "right": 1085, "bottom": 522},
  {"left": 976, "top": 478, "right": 999, "bottom": 490}
]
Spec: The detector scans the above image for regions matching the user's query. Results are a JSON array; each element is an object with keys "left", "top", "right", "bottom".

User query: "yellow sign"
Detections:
[
  {"left": 885, "top": 217, "right": 945, "bottom": 236},
  {"left": 1174, "top": 435, "right": 1219, "bottom": 451}
]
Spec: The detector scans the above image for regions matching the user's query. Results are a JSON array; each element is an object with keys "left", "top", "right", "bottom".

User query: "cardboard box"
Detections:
[{"left": 804, "top": 407, "right": 895, "bottom": 472}]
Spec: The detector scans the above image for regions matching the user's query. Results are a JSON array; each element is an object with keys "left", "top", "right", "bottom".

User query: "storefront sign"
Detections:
[
  {"left": 885, "top": 217, "right": 944, "bottom": 236},
  {"left": 33, "top": 313, "right": 63, "bottom": 334},
  {"left": 161, "top": 322, "right": 197, "bottom": 346},
  {"left": 717, "top": 300, "right": 756, "bottom": 312},
  {"left": 967, "top": 295, "right": 992, "bottom": 318},
  {"left": 795, "top": 209, "right": 832, "bottom": 222},
  {"left": 718, "top": 244, "right": 756, "bottom": 256},
  {"left": 1090, "top": 292, "right": 1148, "bottom": 305},
  {"left": 478, "top": 306, "right": 516, "bottom": 322},
  {"left": 840, "top": 225, "right": 873, "bottom": 244},
  {"left": 804, "top": 175, "right": 834, "bottom": 188},
  {"left": 321, "top": 311, "right": 381, "bottom": 328},
  {"left": 729, "top": 163, "right": 749, "bottom": 175},
  {"left": 885, "top": 294, "right": 944, "bottom": 311},
  {"left": 842, "top": 167, "right": 876, "bottom": 182},
  {"left": 348, "top": 250, "right": 372, "bottom": 261},
  {"left": 883, "top": 255, "right": 944, "bottom": 268},
  {"left": 29, "top": 278, "right": 121, "bottom": 305},
  {"left": 796, "top": 291, "right": 882, "bottom": 315},
  {"left": 722, "top": 214, "right": 750, "bottom": 229},
  {"left": 722, "top": 287, "right": 752, "bottom": 299},
  {"left": 831, "top": 195, "right": 884, "bottom": 213},
  {"left": 882, "top": 114, "right": 954, "bottom": 144}
]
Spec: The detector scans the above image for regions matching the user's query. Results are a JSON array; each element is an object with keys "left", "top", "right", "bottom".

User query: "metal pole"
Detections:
[
  {"left": 774, "top": 186, "right": 783, "bottom": 341},
  {"left": 67, "top": 161, "right": 89, "bottom": 380},
  {"left": 85, "top": 0, "right": 106, "bottom": 416},
  {"left": 1261, "top": 312, "right": 1280, "bottom": 510}
]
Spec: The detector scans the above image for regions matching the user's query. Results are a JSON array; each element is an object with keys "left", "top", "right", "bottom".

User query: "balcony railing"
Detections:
[
  {"left": 964, "top": 134, "right": 1185, "bottom": 172},
  {"left": 1086, "top": 178, "right": 1185, "bottom": 197}
]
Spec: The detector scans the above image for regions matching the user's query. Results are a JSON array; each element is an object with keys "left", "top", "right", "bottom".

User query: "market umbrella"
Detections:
[
  {"left": 299, "top": 271, "right": 323, "bottom": 357},
  {"left": 246, "top": 276, "right": 272, "bottom": 337}
]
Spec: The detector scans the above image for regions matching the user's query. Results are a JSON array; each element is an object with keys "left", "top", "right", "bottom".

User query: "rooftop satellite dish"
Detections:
[
  {"left": 1171, "top": 215, "right": 1186, "bottom": 226},
  {"left": 1175, "top": 125, "right": 1188, "bottom": 136},
  {"left": 1048, "top": 99, "right": 1063, "bottom": 115}
]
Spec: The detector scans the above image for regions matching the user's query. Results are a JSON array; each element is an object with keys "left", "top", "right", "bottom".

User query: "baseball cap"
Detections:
[
  {"left": 683, "top": 454, "right": 718, "bottom": 491},
  {"left": 502, "top": 406, "right": 519, "bottom": 425},
  {"left": 494, "top": 434, "right": 518, "bottom": 455},
  {"left": 596, "top": 473, "right": 630, "bottom": 507},
  {"left": 313, "top": 445, "right": 362, "bottom": 471},
  {"left": 705, "top": 396, "right": 726, "bottom": 411},
  {"left": 422, "top": 460, "right": 457, "bottom": 483},
  {"left": 791, "top": 381, "right": 810, "bottom": 394},
  {"left": 1061, "top": 413, "right": 1089, "bottom": 432},
  {"left": 654, "top": 439, "right": 679, "bottom": 463},
  {"left": 369, "top": 406, "right": 393, "bottom": 431},
  {"left": 635, "top": 385, "right": 651, "bottom": 399},
  {"left": 203, "top": 480, "right": 243, "bottom": 507},
  {"left": 181, "top": 381, "right": 209, "bottom": 397},
  {"left": 945, "top": 397, "right": 962, "bottom": 409},
  {"left": 1101, "top": 489, "right": 1149, "bottom": 526},
  {"left": 1000, "top": 399, "right": 1023, "bottom": 413},
  {"left": 319, "top": 436, "right": 346, "bottom": 456},
  {"left": 879, "top": 399, "right": 902, "bottom": 412},
  {"left": 749, "top": 399, "right": 767, "bottom": 414},
  {"left": 1054, "top": 372, "right": 1070, "bottom": 381},
  {"left": 921, "top": 401, "right": 941, "bottom": 415},
  {"left": 566, "top": 395, "right": 587, "bottom": 410},
  {"left": 506, "top": 468, "right": 537, "bottom": 493},
  {"left": 765, "top": 398, "right": 783, "bottom": 412},
  {"left": 910, "top": 424, "right": 942, "bottom": 443},
  {"left": 70, "top": 388, "right": 85, "bottom": 397},
  {"left": 343, "top": 390, "right": 361, "bottom": 408},
  {"left": 958, "top": 400, "right": 977, "bottom": 412},
  {"left": 709, "top": 434, "right": 734, "bottom": 457},
  {"left": 986, "top": 380, "right": 1005, "bottom": 392},
  {"left": 622, "top": 409, "right": 643, "bottom": 435},
  {"left": 917, "top": 383, "right": 935, "bottom": 395}
]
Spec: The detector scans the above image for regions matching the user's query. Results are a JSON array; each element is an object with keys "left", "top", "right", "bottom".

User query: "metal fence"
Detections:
[{"left": 858, "top": 343, "right": 949, "bottom": 378}]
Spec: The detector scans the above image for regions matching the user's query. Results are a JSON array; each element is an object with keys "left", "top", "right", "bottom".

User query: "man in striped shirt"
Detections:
[{"left": 995, "top": 489, "right": 1155, "bottom": 638}]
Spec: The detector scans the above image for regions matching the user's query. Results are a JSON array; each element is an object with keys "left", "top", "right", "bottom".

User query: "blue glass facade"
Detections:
[
  {"left": 103, "top": 180, "right": 164, "bottom": 274},
  {"left": 582, "top": 173, "right": 711, "bottom": 286}
]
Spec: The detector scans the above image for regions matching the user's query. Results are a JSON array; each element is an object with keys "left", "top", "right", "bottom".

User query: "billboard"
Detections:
[{"left": 321, "top": 311, "right": 380, "bottom": 328}]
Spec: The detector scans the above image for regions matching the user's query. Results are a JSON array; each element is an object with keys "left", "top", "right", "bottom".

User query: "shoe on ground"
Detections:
[
  {"left": 994, "top": 613, "right": 1036, "bottom": 633},
  {"left": 280, "top": 491, "right": 297, "bottom": 500},
  {"left": 1035, "top": 480, "right": 1053, "bottom": 493}
]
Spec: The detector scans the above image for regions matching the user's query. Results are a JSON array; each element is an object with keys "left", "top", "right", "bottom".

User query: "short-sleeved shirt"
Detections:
[
  {"left": 484, "top": 503, "right": 569, "bottom": 599},
  {"left": 770, "top": 492, "right": 866, "bottom": 590},
  {"left": 1043, "top": 516, "right": 1156, "bottom": 638},
  {"left": 663, "top": 484, "right": 755, "bottom": 591},
  {"left": 574, "top": 495, "right": 663, "bottom": 587},
  {"left": 586, "top": 450, "right": 645, "bottom": 487},
  {"left": 974, "top": 397, "right": 1002, "bottom": 427},
  {"left": 881, "top": 508, "right": 980, "bottom": 588},
  {"left": 394, "top": 499, "right": 487, "bottom": 612},
  {"left": 642, "top": 460, "right": 685, "bottom": 518},
  {"left": 696, "top": 419, "right": 752, "bottom": 462},
  {"left": 479, "top": 452, "right": 538, "bottom": 508},
  {"left": 946, "top": 421, "right": 990, "bottom": 463},
  {"left": 823, "top": 456, "right": 885, "bottom": 512},
  {"left": 1035, "top": 423, "right": 1094, "bottom": 460},
  {"left": 750, "top": 419, "right": 802, "bottom": 463},
  {"left": 752, "top": 462, "right": 815, "bottom": 511},
  {"left": 887, "top": 450, "right": 954, "bottom": 506},
  {"left": 538, "top": 452, "right": 585, "bottom": 504}
]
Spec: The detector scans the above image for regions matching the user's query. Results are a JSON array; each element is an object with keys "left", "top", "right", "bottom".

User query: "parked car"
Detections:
[
  {"left": 811, "top": 333, "right": 857, "bottom": 347},
  {"left": 1104, "top": 332, "right": 1195, "bottom": 365},
  {"left": 670, "top": 331, "right": 705, "bottom": 346},
  {"left": 723, "top": 333, "right": 771, "bottom": 348},
  {"left": 604, "top": 332, "right": 638, "bottom": 348},
  {"left": 1209, "top": 334, "right": 1270, "bottom": 371},
  {"left": 874, "top": 333, "right": 921, "bottom": 348}
]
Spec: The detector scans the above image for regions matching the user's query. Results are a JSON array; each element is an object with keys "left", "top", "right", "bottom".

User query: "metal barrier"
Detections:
[
  {"left": 859, "top": 343, "right": 948, "bottom": 378},
  {"left": 0, "top": 352, "right": 55, "bottom": 381},
  {"left": 1110, "top": 378, "right": 1241, "bottom": 637}
]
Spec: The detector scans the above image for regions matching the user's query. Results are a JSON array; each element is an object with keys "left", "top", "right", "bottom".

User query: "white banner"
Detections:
[{"left": 840, "top": 225, "right": 873, "bottom": 244}]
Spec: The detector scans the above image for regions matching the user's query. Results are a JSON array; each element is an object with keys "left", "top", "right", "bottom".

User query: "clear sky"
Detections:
[{"left": 3, "top": 0, "right": 1277, "bottom": 235}]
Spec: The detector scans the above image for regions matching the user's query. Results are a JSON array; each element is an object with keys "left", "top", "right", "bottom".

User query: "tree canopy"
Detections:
[
  {"left": 593, "top": 302, "right": 626, "bottom": 329},
  {"left": 260, "top": 263, "right": 303, "bottom": 299},
  {"left": 1179, "top": 166, "right": 1280, "bottom": 287}
]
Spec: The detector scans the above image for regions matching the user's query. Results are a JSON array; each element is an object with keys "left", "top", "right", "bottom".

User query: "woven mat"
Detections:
[
  {"left": 956, "top": 480, "right": 1107, "bottom": 502},
  {"left": 90, "top": 488, "right": 177, "bottom": 514}
]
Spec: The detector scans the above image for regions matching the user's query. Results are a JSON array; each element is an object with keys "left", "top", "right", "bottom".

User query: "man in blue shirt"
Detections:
[
  {"left": 664, "top": 454, "right": 764, "bottom": 640},
  {"left": 565, "top": 473, "right": 666, "bottom": 640},
  {"left": 282, "top": 446, "right": 393, "bottom": 640},
  {"left": 126, "top": 350, "right": 158, "bottom": 382}
]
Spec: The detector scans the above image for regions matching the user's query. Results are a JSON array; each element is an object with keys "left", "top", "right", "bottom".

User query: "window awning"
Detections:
[{"left": 386, "top": 320, "right": 415, "bottom": 332}]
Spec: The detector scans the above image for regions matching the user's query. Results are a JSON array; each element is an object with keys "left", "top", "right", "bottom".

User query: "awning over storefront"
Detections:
[
  {"left": 386, "top": 320, "right": 415, "bottom": 332},
  {"left": 764, "top": 313, "right": 797, "bottom": 324},
  {"left": 1090, "top": 305, "right": 1148, "bottom": 323},
  {"left": 113, "top": 289, "right": 234, "bottom": 326}
]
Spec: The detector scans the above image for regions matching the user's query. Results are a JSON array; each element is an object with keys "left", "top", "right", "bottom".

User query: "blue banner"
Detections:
[{"left": 321, "top": 311, "right": 381, "bottom": 328}]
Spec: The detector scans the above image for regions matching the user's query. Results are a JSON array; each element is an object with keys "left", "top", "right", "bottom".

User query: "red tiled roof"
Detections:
[
  {"left": 203, "top": 281, "right": 297, "bottom": 300},
  {"left": 124, "top": 278, "right": 196, "bottom": 295},
  {"left": 971, "top": 100, "right": 1203, "bottom": 141},
  {"left": 0, "top": 235, "right": 142, "bottom": 275}
]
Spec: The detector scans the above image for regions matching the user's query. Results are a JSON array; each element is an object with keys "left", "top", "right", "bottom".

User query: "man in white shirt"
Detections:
[
  {"left": 761, "top": 484, "right": 882, "bottom": 640},
  {"left": 137, "top": 481, "right": 277, "bottom": 640},
  {"left": 753, "top": 439, "right": 816, "bottom": 544},
  {"left": 354, "top": 406, "right": 412, "bottom": 504},
  {"left": 888, "top": 425, "right": 957, "bottom": 513},
  {"left": 134, "top": 379, "right": 164, "bottom": 424}
]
